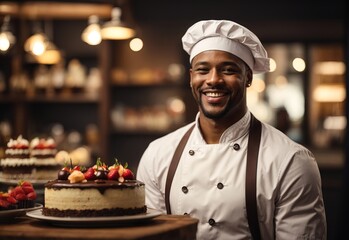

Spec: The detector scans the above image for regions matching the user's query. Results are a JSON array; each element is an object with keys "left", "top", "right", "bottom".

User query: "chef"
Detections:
[{"left": 137, "top": 20, "right": 327, "bottom": 240}]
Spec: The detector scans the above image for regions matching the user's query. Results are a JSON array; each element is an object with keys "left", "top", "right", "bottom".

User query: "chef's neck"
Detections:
[{"left": 198, "top": 108, "right": 247, "bottom": 144}]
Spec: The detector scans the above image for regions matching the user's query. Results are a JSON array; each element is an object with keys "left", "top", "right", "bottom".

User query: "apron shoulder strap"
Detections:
[
  {"left": 165, "top": 124, "right": 195, "bottom": 214},
  {"left": 246, "top": 114, "right": 262, "bottom": 240},
  {"left": 165, "top": 115, "right": 262, "bottom": 240}
]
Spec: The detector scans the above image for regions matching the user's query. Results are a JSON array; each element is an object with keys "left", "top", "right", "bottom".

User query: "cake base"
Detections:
[{"left": 42, "top": 206, "right": 147, "bottom": 217}]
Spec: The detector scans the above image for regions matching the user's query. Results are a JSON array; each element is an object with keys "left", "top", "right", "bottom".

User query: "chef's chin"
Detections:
[{"left": 199, "top": 102, "right": 231, "bottom": 120}]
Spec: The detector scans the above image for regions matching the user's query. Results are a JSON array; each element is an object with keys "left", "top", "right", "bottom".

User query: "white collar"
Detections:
[{"left": 193, "top": 111, "right": 251, "bottom": 144}]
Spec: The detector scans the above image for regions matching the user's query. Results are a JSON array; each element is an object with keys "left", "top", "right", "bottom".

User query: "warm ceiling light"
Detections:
[
  {"left": 313, "top": 84, "right": 346, "bottom": 102},
  {"left": 24, "top": 32, "right": 49, "bottom": 56},
  {"left": 0, "top": 15, "right": 16, "bottom": 52},
  {"left": 292, "top": 57, "right": 306, "bottom": 72},
  {"left": 129, "top": 37, "right": 143, "bottom": 51},
  {"left": 34, "top": 42, "right": 62, "bottom": 64},
  {"left": 314, "top": 61, "right": 345, "bottom": 75},
  {"left": 82, "top": 15, "right": 102, "bottom": 45},
  {"left": 101, "top": 7, "right": 135, "bottom": 40}
]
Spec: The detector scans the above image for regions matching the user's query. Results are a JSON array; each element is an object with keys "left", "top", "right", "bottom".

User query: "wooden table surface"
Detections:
[{"left": 0, "top": 214, "right": 198, "bottom": 240}]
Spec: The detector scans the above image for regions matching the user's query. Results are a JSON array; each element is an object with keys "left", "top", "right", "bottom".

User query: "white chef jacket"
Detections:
[{"left": 137, "top": 111, "right": 327, "bottom": 240}]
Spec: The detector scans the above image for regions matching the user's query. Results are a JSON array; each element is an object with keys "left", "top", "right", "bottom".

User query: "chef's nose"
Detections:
[{"left": 206, "top": 69, "right": 222, "bottom": 85}]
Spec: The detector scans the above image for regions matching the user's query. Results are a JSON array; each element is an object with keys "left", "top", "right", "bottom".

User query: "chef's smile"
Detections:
[{"left": 202, "top": 89, "right": 229, "bottom": 105}]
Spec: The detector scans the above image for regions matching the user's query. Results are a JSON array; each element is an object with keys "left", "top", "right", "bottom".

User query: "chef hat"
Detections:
[{"left": 182, "top": 20, "right": 270, "bottom": 74}]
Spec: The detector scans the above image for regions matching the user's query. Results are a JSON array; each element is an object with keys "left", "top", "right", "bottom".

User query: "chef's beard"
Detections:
[{"left": 197, "top": 95, "right": 232, "bottom": 120}]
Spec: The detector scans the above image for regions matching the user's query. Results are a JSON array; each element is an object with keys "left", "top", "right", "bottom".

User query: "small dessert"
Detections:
[
  {"left": 0, "top": 192, "right": 17, "bottom": 211},
  {"left": 43, "top": 159, "right": 146, "bottom": 217},
  {"left": 30, "top": 137, "right": 61, "bottom": 180},
  {"left": 0, "top": 135, "right": 34, "bottom": 180},
  {"left": 0, "top": 180, "right": 37, "bottom": 210}
]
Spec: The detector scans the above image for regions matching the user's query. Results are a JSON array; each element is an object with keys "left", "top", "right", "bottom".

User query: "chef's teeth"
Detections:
[{"left": 206, "top": 92, "right": 224, "bottom": 97}]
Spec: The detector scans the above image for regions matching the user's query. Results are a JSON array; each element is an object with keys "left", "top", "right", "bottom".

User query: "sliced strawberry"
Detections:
[
  {"left": 15, "top": 193, "right": 27, "bottom": 201},
  {"left": 122, "top": 168, "right": 135, "bottom": 180},
  {"left": 20, "top": 181, "right": 33, "bottom": 188},
  {"left": 73, "top": 165, "right": 81, "bottom": 171},
  {"left": 107, "top": 169, "right": 119, "bottom": 180},
  {"left": 0, "top": 199, "right": 10, "bottom": 208},
  {"left": 22, "top": 186, "right": 34, "bottom": 194},
  {"left": 10, "top": 186, "right": 25, "bottom": 197},
  {"left": 7, "top": 196, "right": 18, "bottom": 204},
  {"left": 27, "top": 191, "right": 37, "bottom": 200},
  {"left": 84, "top": 168, "right": 96, "bottom": 180}
]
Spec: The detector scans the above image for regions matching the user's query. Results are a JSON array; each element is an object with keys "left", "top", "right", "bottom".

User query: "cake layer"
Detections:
[
  {"left": 32, "top": 157, "right": 60, "bottom": 166},
  {"left": 5, "top": 148, "right": 30, "bottom": 159},
  {"left": 0, "top": 158, "right": 35, "bottom": 167},
  {"left": 31, "top": 149, "right": 57, "bottom": 157}
]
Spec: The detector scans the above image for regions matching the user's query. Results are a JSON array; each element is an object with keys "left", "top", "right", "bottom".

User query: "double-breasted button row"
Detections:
[
  {"left": 182, "top": 186, "right": 188, "bottom": 194},
  {"left": 181, "top": 183, "right": 224, "bottom": 194},
  {"left": 208, "top": 218, "right": 216, "bottom": 226},
  {"left": 233, "top": 143, "right": 240, "bottom": 150}
]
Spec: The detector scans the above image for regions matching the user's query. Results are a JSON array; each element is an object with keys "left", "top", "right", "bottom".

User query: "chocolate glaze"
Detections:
[{"left": 45, "top": 179, "right": 145, "bottom": 195}]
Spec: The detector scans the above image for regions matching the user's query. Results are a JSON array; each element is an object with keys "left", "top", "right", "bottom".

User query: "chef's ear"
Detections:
[
  {"left": 189, "top": 68, "right": 193, "bottom": 87},
  {"left": 246, "top": 68, "right": 253, "bottom": 87}
]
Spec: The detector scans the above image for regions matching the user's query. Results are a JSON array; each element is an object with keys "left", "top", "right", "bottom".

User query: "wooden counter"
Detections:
[{"left": 0, "top": 214, "right": 198, "bottom": 240}]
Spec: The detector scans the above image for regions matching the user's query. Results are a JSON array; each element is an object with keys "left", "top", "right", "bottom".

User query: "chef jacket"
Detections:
[{"left": 137, "top": 111, "right": 327, "bottom": 240}]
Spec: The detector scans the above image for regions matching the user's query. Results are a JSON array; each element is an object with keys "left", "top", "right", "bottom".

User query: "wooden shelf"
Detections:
[
  {"left": 0, "top": 2, "right": 112, "bottom": 19},
  {"left": 0, "top": 93, "right": 100, "bottom": 103}
]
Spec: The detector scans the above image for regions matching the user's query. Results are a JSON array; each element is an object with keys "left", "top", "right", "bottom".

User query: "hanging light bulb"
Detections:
[
  {"left": 34, "top": 41, "right": 62, "bottom": 64},
  {"left": 101, "top": 7, "right": 135, "bottom": 40},
  {"left": 82, "top": 15, "right": 102, "bottom": 45},
  {"left": 24, "top": 32, "right": 49, "bottom": 56},
  {"left": 0, "top": 15, "right": 16, "bottom": 52}
]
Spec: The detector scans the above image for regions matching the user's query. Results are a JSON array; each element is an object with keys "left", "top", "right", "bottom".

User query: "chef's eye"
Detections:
[
  {"left": 222, "top": 67, "right": 237, "bottom": 75},
  {"left": 195, "top": 67, "right": 209, "bottom": 74}
]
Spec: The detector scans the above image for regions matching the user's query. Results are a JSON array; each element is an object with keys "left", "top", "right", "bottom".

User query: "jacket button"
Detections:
[
  {"left": 208, "top": 218, "right": 216, "bottom": 226},
  {"left": 217, "top": 182, "right": 224, "bottom": 189},
  {"left": 189, "top": 150, "right": 195, "bottom": 156},
  {"left": 182, "top": 186, "right": 188, "bottom": 194},
  {"left": 233, "top": 143, "right": 240, "bottom": 150}
]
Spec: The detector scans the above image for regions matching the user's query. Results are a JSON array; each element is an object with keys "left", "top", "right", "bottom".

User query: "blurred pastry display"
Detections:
[
  {"left": 0, "top": 135, "right": 33, "bottom": 180},
  {"left": 51, "top": 61, "right": 66, "bottom": 94},
  {"left": 65, "top": 58, "right": 86, "bottom": 92},
  {"left": 85, "top": 67, "right": 101, "bottom": 96},
  {"left": 30, "top": 137, "right": 61, "bottom": 180},
  {"left": 111, "top": 97, "right": 185, "bottom": 132}
]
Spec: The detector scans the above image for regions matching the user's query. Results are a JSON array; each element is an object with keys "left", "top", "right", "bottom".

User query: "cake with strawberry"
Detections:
[
  {"left": 0, "top": 135, "right": 34, "bottom": 180},
  {"left": 30, "top": 137, "right": 61, "bottom": 180},
  {"left": 43, "top": 159, "right": 146, "bottom": 217}
]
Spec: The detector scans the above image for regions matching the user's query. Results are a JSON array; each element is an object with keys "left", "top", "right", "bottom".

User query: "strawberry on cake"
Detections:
[
  {"left": 30, "top": 137, "right": 61, "bottom": 180},
  {"left": 0, "top": 136, "right": 34, "bottom": 180},
  {"left": 43, "top": 159, "right": 146, "bottom": 217}
]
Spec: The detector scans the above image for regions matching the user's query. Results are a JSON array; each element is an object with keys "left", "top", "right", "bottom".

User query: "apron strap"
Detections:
[
  {"left": 165, "top": 124, "right": 195, "bottom": 214},
  {"left": 246, "top": 114, "right": 262, "bottom": 240},
  {"left": 165, "top": 114, "right": 262, "bottom": 240}
]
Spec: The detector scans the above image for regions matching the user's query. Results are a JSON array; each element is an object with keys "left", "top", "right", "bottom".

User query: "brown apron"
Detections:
[{"left": 165, "top": 114, "right": 262, "bottom": 240}]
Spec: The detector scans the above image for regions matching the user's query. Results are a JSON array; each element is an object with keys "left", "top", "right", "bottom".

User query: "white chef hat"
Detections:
[{"left": 182, "top": 20, "right": 270, "bottom": 74}]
